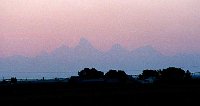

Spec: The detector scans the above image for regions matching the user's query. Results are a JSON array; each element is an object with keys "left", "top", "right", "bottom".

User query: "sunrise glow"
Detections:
[{"left": 1, "top": 0, "right": 200, "bottom": 57}]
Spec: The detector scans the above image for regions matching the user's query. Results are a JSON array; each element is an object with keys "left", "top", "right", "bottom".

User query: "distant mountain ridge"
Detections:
[{"left": 0, "top": 38, "right": 200, "bottom": 77}]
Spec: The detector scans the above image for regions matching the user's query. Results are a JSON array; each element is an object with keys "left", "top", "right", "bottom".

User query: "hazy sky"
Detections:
[{"left": 1, "top": 0, "right": 200, "bottom": 57}]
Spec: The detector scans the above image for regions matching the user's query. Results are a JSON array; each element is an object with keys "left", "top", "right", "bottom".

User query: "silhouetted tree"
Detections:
[
  {"left": 105, "top": 70, "right": 128, "bottom": 82},
  {"left": 105, "top": 70, "right": 118, "bottom": 79},
  {"left": 160, "top": 67, "right": 185, "bottom": 81},
  {"left": 139, "top": 69, "right": 158, "bottom": 79},
  {"left": 78, "top": 68, "right": 104, "bottom": 79}
]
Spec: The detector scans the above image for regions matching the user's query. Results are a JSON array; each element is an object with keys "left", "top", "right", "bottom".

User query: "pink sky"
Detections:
[{"left": 0, "top": 0, "right": 200, "bottom": 57}]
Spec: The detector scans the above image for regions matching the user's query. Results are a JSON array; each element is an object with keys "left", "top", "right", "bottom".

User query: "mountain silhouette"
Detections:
[
  {"left": 77, "top": 37, "right": 94, "bottom": 49},
  {"left": 109, "top": 44, "right": 128, "bottom": 52},
  {"left": 52, "top": 45, "right": 70, "bottom": 56},
  {"left": 131, "top": 45, "right": 163, "bottom": 58},
  {"left": 74, "top": 38, "right": 102, "bottom": 57},
  {"left": 0, "top": 38, "right": 200, "bottom": 77},
  {"left": 106, "top": 44, "right": 129, "bottom": 56}
]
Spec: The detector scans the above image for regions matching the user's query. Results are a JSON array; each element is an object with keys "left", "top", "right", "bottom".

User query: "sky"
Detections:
[{"left": 0, "top": 0, "right": 200, "bottom": 57}]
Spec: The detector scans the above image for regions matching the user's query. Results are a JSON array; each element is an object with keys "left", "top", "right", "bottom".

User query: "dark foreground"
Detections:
[{"left": 0, "top": 81, "right": 200, "bottom": 106}]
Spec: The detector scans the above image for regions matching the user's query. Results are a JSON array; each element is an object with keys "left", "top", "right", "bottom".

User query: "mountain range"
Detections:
[{"left": 0, "top": 38, "right": 200, "bottom": 78}]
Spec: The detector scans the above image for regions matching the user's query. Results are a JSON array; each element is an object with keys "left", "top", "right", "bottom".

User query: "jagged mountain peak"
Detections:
[
  {"left": 106, "top": 44, "right": 129, "bottom": 56},
  {"left": 73, "top": 38, "right": 102, "bottom": 56},
  {"left": 78, "top": 37, "right": 93, "bottom": 48}
]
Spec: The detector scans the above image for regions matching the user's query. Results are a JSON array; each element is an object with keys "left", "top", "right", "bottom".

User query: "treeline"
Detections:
[
  {"left": 139, "top": 67, "right": 191, "bottom": 80},
  {"left": 0, "top": 67, "right": 194, "bottom": 85},
  {"left": 69, "top": 67, "right": 193, "bottom": 84},
  {"left": 69, "top": 68, "right": 131, "bottom": 83}
]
